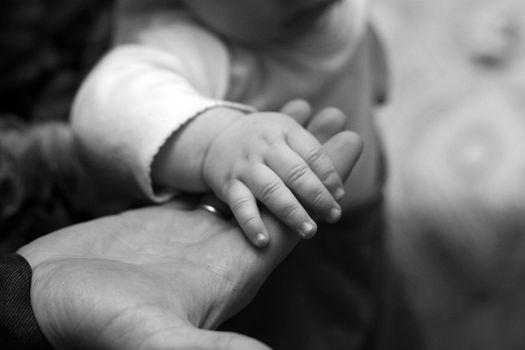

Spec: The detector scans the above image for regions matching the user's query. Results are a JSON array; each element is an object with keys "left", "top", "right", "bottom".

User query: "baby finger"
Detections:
[
  {"left": 225, "top": 180, "right": 270, "bottom": 248},
  {"left": 286, "top": 129, "right": 345, "bottom": 201},
  {"left": 242, "top": 164, "right": 317, "bottom": 239},
  {"left": 265, "top": 146, "right": 341, "bottom": 224}
]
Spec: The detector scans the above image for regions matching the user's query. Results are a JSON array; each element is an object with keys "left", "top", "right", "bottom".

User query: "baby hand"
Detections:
[{"left": 202, "top": 110, "right": 348, "bottom": 247}]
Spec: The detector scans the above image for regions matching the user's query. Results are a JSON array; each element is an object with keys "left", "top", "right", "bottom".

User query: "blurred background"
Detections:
[
  {"left": 2, "top": 0, "right": 525, "bottom": 349},
  {"left": 373, "top": 0, "right": 525, "bottom": 348},
  {"left": 0, "top": 0, "right": 112, "bottom": 248}
]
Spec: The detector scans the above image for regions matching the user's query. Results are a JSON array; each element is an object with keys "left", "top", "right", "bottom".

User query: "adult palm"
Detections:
[{"left": 19, "top": 199, "right": 289, "bottom": 350}]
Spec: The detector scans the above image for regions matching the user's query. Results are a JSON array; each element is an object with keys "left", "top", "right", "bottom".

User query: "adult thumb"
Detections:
[
  {"left": 323, "top": 131, "right": 363, "bottom": 182},
  {"left": 157, "top": 328, "right": 273, "bottom": 350}
]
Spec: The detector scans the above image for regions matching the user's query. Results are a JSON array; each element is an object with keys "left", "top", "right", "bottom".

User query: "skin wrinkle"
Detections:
[{"left": 41, "top": 263, "right": 96, "bottom": 348}]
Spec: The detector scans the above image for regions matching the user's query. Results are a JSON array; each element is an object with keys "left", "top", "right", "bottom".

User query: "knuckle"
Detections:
[
  {"left": 256, "top": 133, "right": 277, "bottom": 150},
  {"left": 282, "top": 205, "right": 301, "bottom": 222},
  {"left": 221, "top": 179, "right": 235, "bottom": 199},
  {"left": 242, "top": 216, "right": 260, "bottom": 231},
  {"left": 305, "top": 147, "right": 325, "bottom": 165},
  {"left": 231, "top": 197, "right": 251, "bottom": 213},
  {"left": 260, "top": 181, "right": 283, "bottom": 203},
  {"left": 286, "top": 163, "right": 310, "bottom": 185},
  {"left": 311, "top": 189, "right": 329, "bottom": 208}
]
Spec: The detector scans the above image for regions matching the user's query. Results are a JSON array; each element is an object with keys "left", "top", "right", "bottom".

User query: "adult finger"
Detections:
[
  {"left": 306, "top": 107, "right": 347, "bottom": 144},
  {"left": 322, "top": 131, "right": 363, "bottom": 182},
  {"left": 279, "top": 99, "right": 313, "bottom": 126}
]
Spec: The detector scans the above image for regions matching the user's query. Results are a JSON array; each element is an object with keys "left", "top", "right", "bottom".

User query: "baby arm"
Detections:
[
  {"left": 72, "top": 7, "right": 253, "bottom": 202},
  {"left": 152, "top": 104, "right": 359, "bottom": 247},
  {"left": 72, "top": 44, "right": 350, "bottom": 246}
]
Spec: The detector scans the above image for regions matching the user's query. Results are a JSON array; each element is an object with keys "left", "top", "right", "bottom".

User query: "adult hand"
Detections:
[
  {"left": 19, "top": 199, "right": 285, "bottom": 350},
  {"left": 17, "top": 102, "right": 361, "bottom": 350}
]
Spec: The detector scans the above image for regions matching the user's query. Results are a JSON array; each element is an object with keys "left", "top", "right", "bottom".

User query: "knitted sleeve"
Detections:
[
  {"left": 0, "top": 254, "right": 51, "bottom": 349},
  {"left": 72, "top": 7, "right": 254, "bottom": 203}
]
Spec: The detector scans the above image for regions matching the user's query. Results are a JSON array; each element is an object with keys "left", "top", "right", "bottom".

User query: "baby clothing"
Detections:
[
  {"left": 72, "top": 0, "right": 383, "bottom": 208},
  {"left": 72, "top": 1, "right": 390, "bottom": 348}
]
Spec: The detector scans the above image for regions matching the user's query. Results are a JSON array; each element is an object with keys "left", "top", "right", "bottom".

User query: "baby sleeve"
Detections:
[{"left": 72, "top": 8, "right": 253, "bottom": 202}]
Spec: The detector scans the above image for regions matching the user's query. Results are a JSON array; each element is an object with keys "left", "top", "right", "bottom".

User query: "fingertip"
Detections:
[
  {"left": 326, "top": 206, "right": 342, "bottom": 224},
  {"left": 334, "top": 187, "right": 346, "bottom": 201},
  {"left": 324, "top": 173, "right": 345, "bottom": 201},
  {"left": 319, "top": 107, "right": 346, "bottom": 124},
  {"left": 343, "top": 130, "right": 364, "bottom": 153},
  {"left": 323, "top": 131, "right": 364, "bottom": 181},
  {"left": 254, "top": 232, "right": 271, "bottom": 248},
  {"left": 282, "top": 99, "right": 312, "bottom": 114},
  {"left": 307, "top": 107, "right": 347, "bottom": 143},
  {"left": 280, "top": 99, "right": 313, "bottom": 126},
  {"left": 299, "top": 221, "right": 317, "bottom": 239}
]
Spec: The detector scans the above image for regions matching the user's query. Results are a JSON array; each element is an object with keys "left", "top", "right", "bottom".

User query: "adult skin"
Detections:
[{"left": 18, "top": 102, "right": 362, "bottom": 350}]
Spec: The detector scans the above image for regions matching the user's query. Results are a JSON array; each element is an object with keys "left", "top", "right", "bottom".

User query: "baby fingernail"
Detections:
[
  {"left": 300, "top": 221, "right": 317, "bottom": 238},
  {"left": 255, "top": 233, "right": 270, "bottom": 247},
  {"left": 328, "top": 207, "right": 341, "bottom": 223},
  {"left": 334, "top": 187, "right": 345, "bottom": 201}
]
